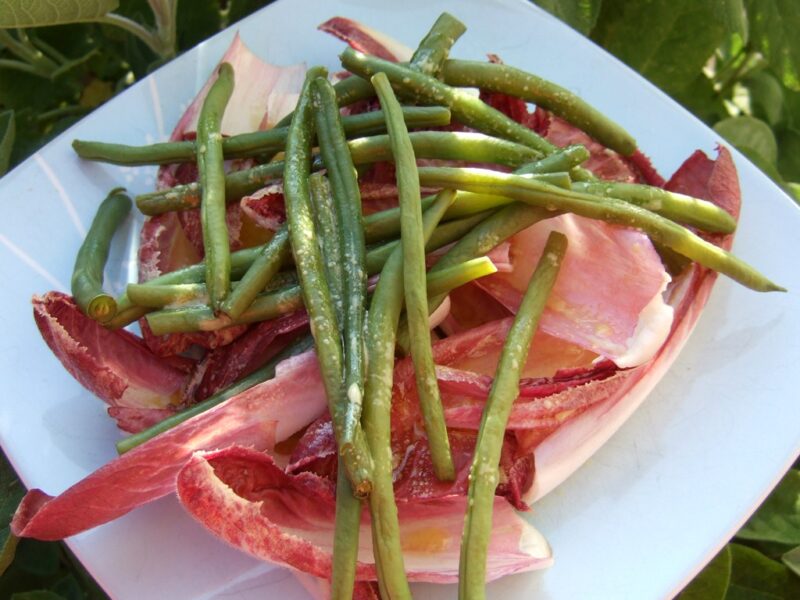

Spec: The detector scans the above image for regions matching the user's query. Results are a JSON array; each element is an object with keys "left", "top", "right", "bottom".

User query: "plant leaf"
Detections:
[
  {"left": 0, "top": 0, "right": 119, "bottom": 28},
  {"left": 745, "top": 71, "right": 785, "bottom": 127},
  {"left": 678, "top": 545, "right": 731, "bottom": 600},
  {"left": 0, "top": 109, "right": 14, "bottom": 176},
  {"left": 531, "top": 0, "right": 602, "bottom": 36},
  {"left": 714, "top": 116, "right": 778, "bottom": 165},
  {"left": 728, "top": 543, "right": 800, "bottom": 598},
  {"left": 782, "top": 545, "right": 800, "bottom": 578},
  {"left": 777, "top": 128, "right": 800, "bottom": 182},
  {"left": 746, "top": 0, "right": 800, "bottom": 91},
  {"left": 14, "top": 539, "right": 61, "bottom": 577},
  {"left": 591, "top": 0, "right": 726, "bottom": 97},
  {"left": 737, "top": 470, "right": 800, "bottom": 546}
]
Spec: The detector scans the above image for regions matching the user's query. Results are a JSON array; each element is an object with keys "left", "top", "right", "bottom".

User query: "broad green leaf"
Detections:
[
  {"left": 679, "top": 545, "right": 731, "bottom": 600},
  {"left": 714, "top": 116, "right": 778, "bottom": 166},
  {"left": 0, "top": 1, "right": 119, "bottom": 28},
  {"left": 783, "top": 545, "right": 800, "bottom": 578},
  {"left": 737, "top": 470, "right": 800, "bottom": 545},
  {"left": 787, "top": 183, "right": 800, "bottom": 203},
  {"left": 0, "top": 109, "right": 14, "bottom": 176},
  {"left": 746, "top": 0, "right": 800, "bottom": 91},
  {"left": 745, "top": 71, "right": 785, "bottom": 127},
  {"left": 591, "top": 0, "right": 726, "bottom": 97},
  {"left": 50, "top": 574, "right": 83, "bottom": 600},
  {"left": 531, "top": 0, "right": 602, "bottom": 36},
  {"left": 728, "top": 543, "right": 800, "bottom": 598}
]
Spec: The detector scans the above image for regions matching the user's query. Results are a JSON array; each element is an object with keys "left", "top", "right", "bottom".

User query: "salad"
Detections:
[{"left": 8, "top": 11, "right": 783, "bottom": 600}]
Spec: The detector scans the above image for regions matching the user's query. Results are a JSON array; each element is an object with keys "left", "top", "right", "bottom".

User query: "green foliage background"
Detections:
[{"left": 0, "top": 0, "right": 797, "bottom": 598}]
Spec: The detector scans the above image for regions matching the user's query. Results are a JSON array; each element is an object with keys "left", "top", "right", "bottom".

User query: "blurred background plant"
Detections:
[{"left": 0, "top": 1, "right": 797, "bottom": 598}]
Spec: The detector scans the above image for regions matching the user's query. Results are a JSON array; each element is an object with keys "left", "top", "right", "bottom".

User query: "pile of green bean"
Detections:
[{"left": 68, "top": 11, "right": 784, "bottom": 599}]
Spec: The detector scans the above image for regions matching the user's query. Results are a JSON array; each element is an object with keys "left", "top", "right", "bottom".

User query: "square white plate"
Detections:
[{"left": 1, "top": 0, "right": 798, "bottom": 598}]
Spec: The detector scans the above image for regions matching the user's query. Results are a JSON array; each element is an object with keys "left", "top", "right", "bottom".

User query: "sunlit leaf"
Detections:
[
  {"left": 738, "top": 470, "right": 800, "bottom": 546},
  {"left": 0, "top": 0, "right": 119, "bottom": 28},
  {"left": 714, "top": 116, "right": 778, "bottom": 165},
  {"left": 746, "top": 0, "right": 800, "bottom": 91},
  {"left": 532, "top": 0, "right": 602, "bottom": 36}
]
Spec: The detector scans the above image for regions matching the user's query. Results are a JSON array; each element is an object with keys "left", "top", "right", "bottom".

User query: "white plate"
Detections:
[{"left": 1, "top": 0, "right": 799, "bottom": 598}]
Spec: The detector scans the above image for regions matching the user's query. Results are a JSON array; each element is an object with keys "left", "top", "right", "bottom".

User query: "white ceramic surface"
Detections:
[{"left": 1, "top": 1, "right": 798, "bottom": 598}]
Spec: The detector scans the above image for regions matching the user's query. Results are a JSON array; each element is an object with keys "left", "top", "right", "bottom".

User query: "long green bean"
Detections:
[
  {"left": 515, "top": 144, "right": 590, "bottom": 175},
  {"left": 116, "top": 334, "right": 314, "bottom": 454},
  {"left": 572, "top": 180, "right": 738, "bottom": 233},
  {"left": 309, "top": 173, "right": 345, "bottom": 321},
  {"left": 283, "top": 66, "right": 374, "bottom": 497},
  {"left": 459, "top": 231, "right": 567, "bottom": 600},
  {"left": 197, "top": 62, "right": 235, "bottom": 311},
  {"left": 442, "top": 59, "right": 637, "bottom": 156},
  {"left": 340, "top": 47, "right": 556, "bottom": 156},
  {"left": 313, "top": 76, "right": 368, "bottom": 459},
  {"left": 418, "top": 166, "right": 784, "bottom": 292},
  {"left": 364, "top": 190, "right": 455, "bottom": 600},
  {"left": 373, "top": 71, "right": 455, "bottom": 481},
  {"left": 71, "top": 188, "right": 131, "bottom": 322},
  {"left": 219, "top": 226, "right": 290, "bottom": 319},
  {"left": 72, "top": 106, "right": 451, "bottom": 166},
  {"left": 135, "top": 130, "right": 539, "bottom": 216}
]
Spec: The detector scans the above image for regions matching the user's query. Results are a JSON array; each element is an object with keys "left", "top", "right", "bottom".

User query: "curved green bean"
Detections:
[
  {"left": 197, "top": 62, "right": 235, "bottom": 311},
  {"left": 459, "top": 231, "right": 567, "bottom": 600},
  {"left": 71, "top": 187, "right": 131, "bottom": 322},
  {"left": 442, "top": 59, "right": 637, "bottom": 156},
  {"left": 418, "top": 166, "right": 785, "bottom": 292},
  {"left": 309, "top": 173, "right": 345, "bottom": 322},
  {"left": 572, "top": 180, "right": 738, "bottom": 234},
  {"left": 340, "top": 47, "right": 556, "bottom": 156},
  {"left": 373, "top": 71, "right": 455, "bottom": 481}
]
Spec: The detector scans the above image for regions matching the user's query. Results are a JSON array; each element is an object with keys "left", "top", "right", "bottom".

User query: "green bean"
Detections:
[
  {"left": 409, "top": 12, "right": 466, "bottom": 77},
  {"left": 219, "top": 226, "right": 290, "bottom": 319},
  {"left": 116, "top": 334, "right": 314, "bottom": 454},
  {"left": 284, "top": 66, "right": 374, "bottom": 497},
  {"left": 309, "top": 173, "right": 345, "bottom": 321},
  {"left": 127, "top": 282, "right": 209, "bottom": 308},
  {"left": 135, "top": 130, "right": 538, "bottom": 216},
  {"left": 197, "top": 62, "right": 235, "bottom": 311},
  {"left": 418, "top": 166, "right": 785, "bottom": 292},
  {"left": 308, "top": 173, "right": 359, "bottom": 600},
  {"left": 373, "top": 71, "right": 455, "bottom": 481},
  {"left": 348, "top": 131, "right": 540, "bottom": 168},
  {"left": 364, "top": 190, "right": 455, "bottom": 600},
  {"left": 72, "top": 106, "right": 451, "bottom": 166},
  {"left": 425, "top": 257, "right": 497, "bottom": 296},
  {"left": 442, "top": 59, "right": 637, "bottom": 156},
  {"left": 515, "top": 144, "right": 590, "bottom": 175},
  {"left": 71, "top": 188, "right": 131, "bottom": 322},
  {"left": 459, "top": 231, "right": 567, "bottom": 600},
  {"left": 572, "top": 181, "right": 738, "bottom": 234},
  {"left": 313, "top": 76, "right": 369, "bottom": 462},
  {"left": 340, "top": 47, "right": 556, "bottom": 156}
]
